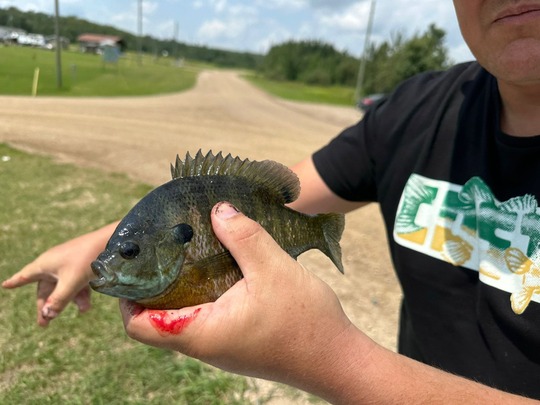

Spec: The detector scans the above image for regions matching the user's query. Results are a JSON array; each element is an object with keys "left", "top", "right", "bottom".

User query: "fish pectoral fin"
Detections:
[
  {"left": 441, "top": 239, "right": 472, "bottom": 266},
  {"left": 505, "top": 248, "right": 531, "bottom": 275},
  {"left": 191, "top": 251, "right": 241, "bottom": 279}
]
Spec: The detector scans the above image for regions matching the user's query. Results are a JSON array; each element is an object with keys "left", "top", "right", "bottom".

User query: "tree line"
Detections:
[
  {"left": 259, "top": 24, "right": 453, "bottom": 95},
  {"left": 0, "top": 6, "right": 263, "bottom": 69},
  {"left": 1, "top": 6, "right": 455, "bottom": 94}
]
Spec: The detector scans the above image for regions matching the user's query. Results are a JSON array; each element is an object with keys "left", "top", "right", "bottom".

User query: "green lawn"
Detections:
[
  {"left": 244, "top": 73, "right": 357, "bottom": 106},
  {"left": 0, "top": 46, "right": 199, "bottom": 96},
  {"left": 0, "top": 144, "right": 284, "bottom": 404},
  {"left": 0, "top": 46, "right": 356, "bottom": 106}
]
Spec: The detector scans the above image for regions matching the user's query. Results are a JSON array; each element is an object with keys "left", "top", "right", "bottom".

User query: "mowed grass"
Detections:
[
  {"left": 244, "top": 74, "right": 357, "bottom": 107},
  {"left": 0, "top": 144, "right": 273, "bottom": 404},
  {"left": 0, "top": 46, "right": 199, "bottom": 96},
  {"left": 0, "top": 46, "right": 355, "bottom": 106}
]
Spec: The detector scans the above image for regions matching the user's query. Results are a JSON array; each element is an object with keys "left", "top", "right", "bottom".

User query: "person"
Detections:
[{"left": 3, "top": 0, "right": 540, "bottom": 402}]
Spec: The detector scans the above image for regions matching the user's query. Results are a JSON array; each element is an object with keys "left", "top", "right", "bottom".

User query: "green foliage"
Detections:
[
  {"left": 259, "top": 25, "right": 452, "bottom": 96},
  {"left": 362, "top": 24, "right": 451, "bottom": 94},
  {"left": 260, "top": 40, "right": 358, "bottom": 87},
  {"left": 0, "top": 144, "right": 277, "bottom": 404},
  {"left": 0, "top": 46, "right": 199, "bottom": 96},
  {"left": 0, "top": 6, "right": 263, "bottom": 69}
]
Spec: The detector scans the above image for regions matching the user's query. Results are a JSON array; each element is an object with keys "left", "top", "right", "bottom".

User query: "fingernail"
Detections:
[
  {"left": 215, "top": 202, "right": 240, "bottom": 219},
  {"left": 42, "top": 306, "right": 58, "bottom": 320}
]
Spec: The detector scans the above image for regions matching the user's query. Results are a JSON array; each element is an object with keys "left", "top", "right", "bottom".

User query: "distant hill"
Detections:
[{"left": 0, "top": 6, "right": 263, "bottom": 69}]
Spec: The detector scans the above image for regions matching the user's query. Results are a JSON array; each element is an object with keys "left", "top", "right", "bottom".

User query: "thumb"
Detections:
[{"left": 211, "top": 202, "right": 294, "bottom": 280}]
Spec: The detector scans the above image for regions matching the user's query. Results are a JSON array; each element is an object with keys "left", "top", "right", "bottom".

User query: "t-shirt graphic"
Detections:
[{"left": 394, "top": 174, "right": 540, "bottom": 315}]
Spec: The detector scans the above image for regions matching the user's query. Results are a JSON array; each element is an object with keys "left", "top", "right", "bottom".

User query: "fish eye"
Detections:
[
  {"left": 172, "top": 223, "right": 193, "bottom": 244},
  {"left": 119, "top": 241, "right": 140, "bottom": 260}
]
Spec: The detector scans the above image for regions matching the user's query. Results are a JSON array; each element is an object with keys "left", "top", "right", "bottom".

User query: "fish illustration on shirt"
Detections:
[{"left": 394, "top": 174, "right": 540, "bottom": 314}]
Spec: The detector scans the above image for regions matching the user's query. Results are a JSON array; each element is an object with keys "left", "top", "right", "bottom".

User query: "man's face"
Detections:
[{"left": 453, "top": 0, "right": 540, "bottom": 84}]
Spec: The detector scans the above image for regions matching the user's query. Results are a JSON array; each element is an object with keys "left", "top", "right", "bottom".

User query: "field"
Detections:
[
  {"left": 244, "top": 74, "right": 356, "bottom": 106},
  {"left": 0, "top": 46, "right": 356, "bottom": 105},
  {"left": 0, "top": 46, "right": 199, "bottom": 96}
]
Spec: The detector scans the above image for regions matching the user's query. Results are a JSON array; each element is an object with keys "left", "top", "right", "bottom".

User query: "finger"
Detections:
[
  {"left": 72, "top": 287, "right": 91, "bottom": 313},
  {"left": 2, "top": 262, "right": 49, "bottom": 289},
  {"left": 36, "top": 280, "right": 56, "bottom": 327},
  {"left": 120, "top": 299, "right": 204, "bottom": 352},
  {"left": 38, "top": 276, "right": 87, "bottom": 324}
]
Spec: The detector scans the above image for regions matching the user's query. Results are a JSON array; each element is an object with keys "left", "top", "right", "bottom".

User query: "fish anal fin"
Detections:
[{"left": 510, "top": 288, "right": 534, "bottom": 315}]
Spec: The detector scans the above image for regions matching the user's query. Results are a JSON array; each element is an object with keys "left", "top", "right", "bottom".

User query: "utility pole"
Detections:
[
  {"left": 173, "top": 20, "right": 179, "bottom": 58},
  {"left": 354, "top": 0, "right": 376, "bottom": 102},
  {"left": 137, "top": 0, "right": 143, "bottom": 65},
  {"left": 54, "top": 0, "right": 62, "bottom": 88}
]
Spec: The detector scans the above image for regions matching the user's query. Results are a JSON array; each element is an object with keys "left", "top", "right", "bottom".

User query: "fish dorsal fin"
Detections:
[
  {"left": 170, "top": 150, "right": 300, "bottom": 204},
  {"left": 499, "top": 195, "right": 538, "bottom": 213}
]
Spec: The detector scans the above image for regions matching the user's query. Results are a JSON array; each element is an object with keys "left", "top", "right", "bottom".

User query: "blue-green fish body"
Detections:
[{"left": 90, "top": 150, "right": 344, "bottom": 309}]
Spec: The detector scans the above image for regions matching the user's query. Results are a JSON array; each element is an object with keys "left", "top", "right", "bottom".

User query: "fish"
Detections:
[{"left": 90, "top": 150, "right": 345, "bottom": 309}]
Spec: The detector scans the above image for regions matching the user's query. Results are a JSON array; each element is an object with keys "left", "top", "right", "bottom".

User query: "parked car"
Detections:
[{"left": 357, "top": 93, "right": 385, "bottom": 111}]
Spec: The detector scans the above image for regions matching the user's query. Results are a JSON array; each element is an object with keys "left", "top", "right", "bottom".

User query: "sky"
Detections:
[{"left": 0, "top": 0, "right": 475, "bottom": 63}]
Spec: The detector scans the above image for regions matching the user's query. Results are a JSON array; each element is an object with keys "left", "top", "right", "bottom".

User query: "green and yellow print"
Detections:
[{"left": 394, "top": 174, "right": 540, "bottom": 314}]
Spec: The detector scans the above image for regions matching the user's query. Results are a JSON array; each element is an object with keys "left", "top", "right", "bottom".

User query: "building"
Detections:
[
  {"left": 0, "top": 26, "right": 26, "bottom": 44},
  {"left": 77, "top": 33, "right": 126, "bottom": 54}
]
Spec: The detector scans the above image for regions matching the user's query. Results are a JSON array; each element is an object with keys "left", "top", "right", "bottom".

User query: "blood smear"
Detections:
[{"left": 148, "top": 308, "right": 201, "bottom": 336}]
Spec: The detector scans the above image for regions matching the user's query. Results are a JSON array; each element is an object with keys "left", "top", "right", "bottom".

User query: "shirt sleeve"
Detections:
[{"left": 312, "top": 108, "right": 379, "bottom": 202}]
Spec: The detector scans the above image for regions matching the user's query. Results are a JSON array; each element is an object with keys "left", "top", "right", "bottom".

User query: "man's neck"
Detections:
[{"left": 498, "top": 80, "right": 540, "bottom": 137}]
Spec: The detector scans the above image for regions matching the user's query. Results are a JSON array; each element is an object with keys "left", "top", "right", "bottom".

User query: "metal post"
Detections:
[
  {"left": 354, "top": 0, "right": 376, "bottom": 102},
  {"left": 173, "top": 20, "right": 179, "bottom": 59},
  {"left": 137, "top": 0, "right": 143, "bottom": 65},
  {"left": 54, "top": 0, "right": 62, "bottom": 88}
]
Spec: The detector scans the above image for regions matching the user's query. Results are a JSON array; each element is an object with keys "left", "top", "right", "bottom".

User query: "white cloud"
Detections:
[
  {"left": 197, "top": 17, "right": 251, "bottom": 41},
  {"left": 255, "top": 0, "right": 307, "bottom": 10},
  {"left": 210, "top": 0, "right": 227, "bottom": 13},
  {"left": 307, "top": 0, "right": 360, "bottom": 10},
  {"left": 318, "top": 1, "right": 371, "bottom": 33}
]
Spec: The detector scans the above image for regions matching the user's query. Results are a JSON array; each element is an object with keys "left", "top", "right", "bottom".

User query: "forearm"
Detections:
[
  {"left": 289, "top": 157, "right": 367, "bottom": 215},
  {"left": 296, "top": 325, "right": 534, "bottom": 404}
]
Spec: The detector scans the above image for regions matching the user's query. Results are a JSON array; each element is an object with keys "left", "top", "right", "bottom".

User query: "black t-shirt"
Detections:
[{"left": 313, "top": 62, "right": 540, "bottom": 398}]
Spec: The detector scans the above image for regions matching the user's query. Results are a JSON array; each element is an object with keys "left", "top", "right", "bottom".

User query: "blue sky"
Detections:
[{"left": 0, "top": 0, "right": 475, "bottom": 63}]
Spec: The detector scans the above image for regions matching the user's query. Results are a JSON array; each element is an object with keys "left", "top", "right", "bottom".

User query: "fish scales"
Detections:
[{"left": 90, "top": 150, "right": 345, "bottom": 309}]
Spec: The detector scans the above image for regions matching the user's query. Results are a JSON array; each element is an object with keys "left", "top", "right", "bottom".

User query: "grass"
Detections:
[
  {"left": 0, "top": 46, "right": 356, "bottom": 106},
  {"left": 0, "top": 144, "right": 278, "bottom": 404},
  {"left": 244, "top": 73, "right": 357, "bottom": 107},
  {"left": 0, "top": 46, "right": 199, "bottom": 96}
]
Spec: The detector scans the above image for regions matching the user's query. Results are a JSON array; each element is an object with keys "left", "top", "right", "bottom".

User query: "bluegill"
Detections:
[{"left": 90, "top": 150, "right": 344, "bottom": 309}]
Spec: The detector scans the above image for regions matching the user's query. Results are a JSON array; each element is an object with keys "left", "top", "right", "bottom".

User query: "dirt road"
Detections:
[{"left": 0, "top": 70, "right": 401, "bottom": 399}]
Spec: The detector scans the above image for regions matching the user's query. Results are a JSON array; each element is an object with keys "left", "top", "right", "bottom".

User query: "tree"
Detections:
[
  {"left": 363, "top": 24, "right": 451, "bottom": 95},
  {"left": 260, "top": 40, "right": 358, "bottom": 86}
]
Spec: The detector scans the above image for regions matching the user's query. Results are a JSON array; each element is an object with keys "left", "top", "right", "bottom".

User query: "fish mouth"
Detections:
[{"left": 89, "top": 260, "right": 117, "bottom": 289}]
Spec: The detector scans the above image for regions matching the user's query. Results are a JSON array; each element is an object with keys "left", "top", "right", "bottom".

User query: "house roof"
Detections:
[{"left": 77, "top": 34, "right": 122, "bottom": 44}]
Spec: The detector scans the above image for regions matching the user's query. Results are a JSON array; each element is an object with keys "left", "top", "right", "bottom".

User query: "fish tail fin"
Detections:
[{"left": 316, "top": 212, "right": 345, "bottom": 274}]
